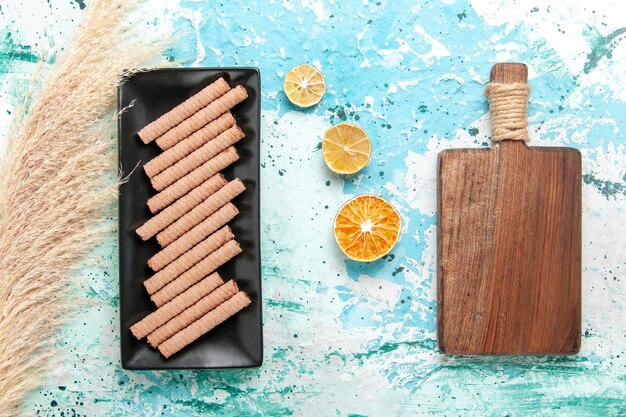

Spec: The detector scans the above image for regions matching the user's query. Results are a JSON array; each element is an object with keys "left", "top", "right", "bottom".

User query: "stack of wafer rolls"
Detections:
[{"left": 129, "top": 77, "right": 252, "bottom": 358}]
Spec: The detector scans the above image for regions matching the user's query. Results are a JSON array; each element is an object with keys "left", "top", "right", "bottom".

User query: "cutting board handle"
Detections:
[
  {"left": 490, "top": 62, "right": 528, "bottom": 83},
  {"left": 485, "top": 63, "right": 530, "bottom": 143}
]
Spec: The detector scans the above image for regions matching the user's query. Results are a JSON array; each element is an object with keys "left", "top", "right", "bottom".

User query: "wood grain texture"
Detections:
[
  {"left": 437, "top": 63, "right": 582, "bottom": 355},
  {"left": 490, "top": 62, "right": 527, "bottom": 83}
]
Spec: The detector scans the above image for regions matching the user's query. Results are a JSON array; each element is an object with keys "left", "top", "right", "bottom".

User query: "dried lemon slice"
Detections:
[
  {"left": 283, "top": 64, "right": 326, "bottom": 107},
  {"left": 322, "top": 123, "right": 371, "bottom": 174},
  {"left": 334, "top": 195, "right": 401, "bottom": 262}
]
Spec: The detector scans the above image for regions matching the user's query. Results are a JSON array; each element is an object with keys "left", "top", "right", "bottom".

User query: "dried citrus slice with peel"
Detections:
[
  {"left": 334, "top": 195, "right": 401, "bottom": 262},
  {"left": 283, "top": 64, "right": 326, "bottom": 107},
  {"left": 322, "top": 123, "right": 371, "bottom": 174}
]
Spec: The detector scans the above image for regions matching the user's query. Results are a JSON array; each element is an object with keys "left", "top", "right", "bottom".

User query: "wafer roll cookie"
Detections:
[
  {"left": 148, "top": 203, "right": 239, "bottom": 271},
  {"left": 136, "top": 175, "right": 228, "bottom": 241},
  {"left": 158, "top": 291, "right": 251, "bottom": 358},
  {"left": 144, "top": 226, "right": 234, "bottom": 294},
  {"left": 151, "top": 125, "right": 245, "bottom": 191},
  {"left": 157, "top": 179, "right": 245, "bottom": 247},
  {"left": 147, "top": 280, "right": 239, "bottom": 347},
  {"left": 156, "top": 85, "right": 249, "bottom": 150},
  {"left": 129, "top": 273, "right": 223, "bottom": 340},
  {"left": 147, "top": 147, "right": 239, "bottom": 213},
  {"left": 144, "top": 112, "right": 235, "bottom": 177},
  {"left": 138, "top": 78, "right": 230, "bottom": 144},
  {"left": 151, "top": 240, "right": 242, "bottom": 307}
]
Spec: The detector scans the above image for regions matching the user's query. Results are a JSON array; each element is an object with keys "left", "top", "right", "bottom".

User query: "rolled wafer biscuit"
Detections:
[
  {"left": 151, "top": 240, "right": 242, "bottom": 307},
  {"left": 138, "top": 78, "right": 230, "bottom": 144},
  {"left": 151, "top": 125, "right": 245, "bottom": 191},
  {"left": 147, "top": 280, "right": 239, "bottom": 347},
  {"left": 144, "top": 226, "right": 234, "bottom": 294},
  {"left": 158, "top": 291, "right": 251, "bottom": 358},
  {"left": 144, "top": 112, "right": 235, "bottom": 177},
  {"left": 148, "top": 203, "right": 239, "bottom": 271},
  {"left": 156, "top": 85, "right": 248, "bottom": 150},
  {"left": 147, "top": 147, "right": 239, "bottom": 213},
  {"left": 129, "top": 273, "right": 223, "bottom": 340},
  {"left": 156, "top": 178, "right": 245, "bottom": 247},
  {"left": 136, "top": 175, "right": 228, "bottom": 241}
]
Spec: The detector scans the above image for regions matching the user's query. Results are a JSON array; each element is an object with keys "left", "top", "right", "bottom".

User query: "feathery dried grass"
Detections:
[{"left": 0, "top": 1, "right": 170, "bottom": 415}]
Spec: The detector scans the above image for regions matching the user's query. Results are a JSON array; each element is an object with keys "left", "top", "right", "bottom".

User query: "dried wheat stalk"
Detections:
[{"left": 0, "top": 1, "right": 170, "bottom": 415}]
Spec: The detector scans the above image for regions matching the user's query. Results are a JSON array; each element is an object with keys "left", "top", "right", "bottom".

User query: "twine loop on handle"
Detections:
[{"left": 484, "top": 82, "right": 531, "bottom": 142}]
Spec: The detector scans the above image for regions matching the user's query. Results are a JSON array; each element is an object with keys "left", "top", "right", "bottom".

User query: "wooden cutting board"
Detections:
[{"left": 437, "top": 63, "right": 581, "bottom": 355}]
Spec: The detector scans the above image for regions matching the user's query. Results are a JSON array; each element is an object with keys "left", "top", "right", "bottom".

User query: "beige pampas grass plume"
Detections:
[{"left": 0, "top": 1, "right": 170, "bottom": 415}]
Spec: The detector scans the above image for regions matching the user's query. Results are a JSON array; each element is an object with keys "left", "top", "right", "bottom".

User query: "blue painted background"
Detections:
[{"left": 1, "top": 0, "right": 625, "bottom": 416}]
